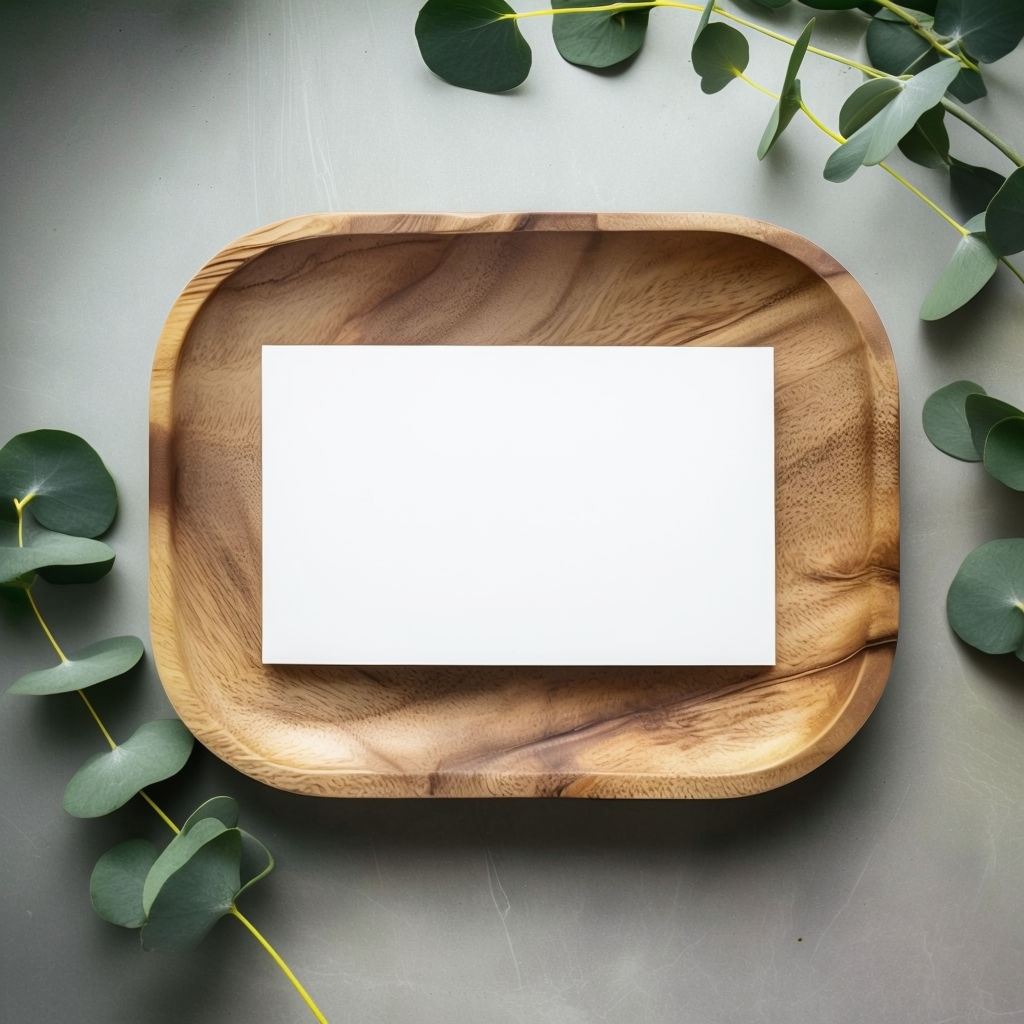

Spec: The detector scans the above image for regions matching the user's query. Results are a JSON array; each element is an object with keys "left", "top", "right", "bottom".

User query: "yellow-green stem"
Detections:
[
  {"left": 231, "top": 908, "right": 330, "bottom": 1024},
  {"left": 872, "top": 0, "right": 978, "bottom": 72},
  {"left": 24, "top": 586, "right": 68, "bottom": 662}
]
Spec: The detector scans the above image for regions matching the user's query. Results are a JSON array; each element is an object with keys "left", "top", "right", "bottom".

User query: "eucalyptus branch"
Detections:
[
  {"left": 941, "top": 97, "right": 1024, "bottom": 167},
  {"left": 872, "top": 0, "right": 979, "bottom": 71}
]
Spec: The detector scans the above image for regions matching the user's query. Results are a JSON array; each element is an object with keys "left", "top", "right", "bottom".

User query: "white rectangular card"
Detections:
[{"left": 262, "top": 345, "right": 775, "bottom": 665}]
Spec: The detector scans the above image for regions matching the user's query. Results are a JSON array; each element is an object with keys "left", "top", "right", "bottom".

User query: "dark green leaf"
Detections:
[
  {"left": 933, "top": 0, "right": 1024, "bottom": 63},
  {"left": 922, "top": 379, "right": 987, "bottom": 460},
  {"left": 0, "top": 430, "right": 117, "bottom": 538},
  {"left": 985, "top": 166, "right": 1024, "bottom": 256},
  {"left": 796, "top": 0, "right": 864, "bottom": 8},
  {"left": 826, "top": 59, "right": 960, "bottom": 181},
  {"left": 142, "top": 819, "right": 241, "bottom": 952},
  {"left": 947, "top": 539, "right": 1024, "bottom": 658},
  {"left": 63, "top": 719, "right": 194, "bottom": 818},
  {"left": 90, "top": 839, "right": 159, "bottom": 929},
  {"left": 415, "top": 0, "right": 531, "bottom": 94},
  {"left": 552, "top": 0, "right": 650, "bottom": 68},
  {"left": 950, "top": 157, "right": 1005, "bottom": 219},
  {"left": 182, "top": 795, "right": 241, "bottom": 832},
  {"left": 948, "top": 64, "right": 987, "bottom": 102},
  {"left": 983, "top": 417, "right": 1024, "bottom": 490},
  {"left": 691, "top": 22, "right": 750, "bottom": 94},
  {"left": 747, "top": 0, "right": 792, "bottom": 8},
  {"left": 0, "top": 528, "right": 115, "bottom": 585},
  {"left": 758, "top": 20, "right": 814, "bottom": 158},
  {"left": 919, "top": 215, "right": 999, "bottom": 319},
  {"left": 866, "top": 11, "right": 936, "bottom": 76},
  {"left": 237, "top": 830, "right": 275, "bottom": 898},
  {"left": 9, "top": 635, "right": 144, "bottom": 695},
  {"left": 837, "top": 76, "right": 902, "bottom": 136},
  {"left": 965, "top": 392, "right": 1024, "bottom": 456},
  {"left": 897, "top": 104, "right": 949, "bottom": 168}
]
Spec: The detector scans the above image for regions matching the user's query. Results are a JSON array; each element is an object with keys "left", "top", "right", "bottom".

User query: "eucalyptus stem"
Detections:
[
  {"left": 941, "top": 97, "right": 1024, "bottom": 167},
  {"left": 12, "top": 496, "right": 329, "bottom": 1024},
  {"left": 871, "top": 0, "right": 977, "bottom": 70},
  {"left": 232, "top": 908, "right": 330, "bottom": 1024}
]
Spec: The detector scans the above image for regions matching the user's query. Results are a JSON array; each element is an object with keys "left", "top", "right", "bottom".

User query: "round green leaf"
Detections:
[
  {"left": 948, "top": 64, "right": 987, "bottom": 103},
  {"left": 90, "top": 839, "right": 159, "bottom": 929},
  {"left": 142, "top": 821, "right": 242, "bottom": 952},
  {"left": 758, "top": 19, "right": 813, "bottom": 160},
  {"left": 982, "top": 417, "right": 1024, "bottom": 490},
  {"left": 9, "top": 635, "right": 144, "bottom": 695},
  {"left": 985, "top": 166, "right": 1024, "bottom": 256},
  {"left": 63, "top": 718, "right": 194, "bottom": 818},
  {"left": 950, "top": 158, "right": 1005, "bottom": 220},
  {"left": 920, "top": 222, "right": 999, "bottom": 320},
  {"left": 897, "top": 104, "right": 949, "bottom": 168},
  {"left": 0, "top": 430, "right": 117, "bottom": 538},
  {"left": 933, "top": 0, "right": 1024, "bottom": 63},
  {"left": 922, "top": 380, "right": 987, "bottom": 460},
  {"left": 415, "top": 0, "right": 531, "bottom": 94},
  {"left": 691, "top": 22, "right": 749, "bottom": 95},
  {"left": 551, "top": 0, "right": 650, "bottom": 69},
  {"left": 947, "top": 539, "right": 1024, "bottom": 658},
  {"left": 0, "top": 528, "right": 115, "bottom": 586},
  {"left": 964, "top": 392, "right": 1024, "bottom": 456}
]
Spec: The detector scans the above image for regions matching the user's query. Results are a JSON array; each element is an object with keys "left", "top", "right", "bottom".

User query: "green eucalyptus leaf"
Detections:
[
  {"left": 691, "top": 22, "right": 749, "bottom": 94},
  {"left": 9, "top": 635, "right": 144, "bottom": 695},
  {"left": 948, "top": 64, "right": 987, "bottom": 102},
  {"left": 142, "top": 824, "right": 243, "bottom": 952},
  {"left": 63, "top": 719, "right": 194, "bottom": 818},
  {"left": 897, "top": 104, "right": 949, "bottom": 168},
  {"left": 695, "top": 0, "right": 715, "bottom": 38},
  {"left": 758, "top": 19, "right": 813, "bottom": 159},
  {"left": 922, "top": 379, "right": 987, "bottom": 460},
  {"left": 795, "top": 0, "right": 863, "bottom": 9},
  {"left": 0, "top": 528, "right": 115, "bottom": 586},
  {"left": 964, "top": 392, "right": 1024, "bottom": 456},
  {"left": 551, "top": 0, "right": 650, "bottom": 68},
  {"left": 933, "top": 0, "right": 1024, "bottom": 63},
  {"left": 748, "top": 0, "right": 792, "bottom": 8},
  {"left": 837, "top": 76, "right": 902, "bottom": 137},
  {"left": 866, "top": 10, "right": 936, "bottom": 76},
  {"left": 90, "top": 839, "right": 159, "bottom": 929},
  {"left": 949, "top": 157, "right": 1005, "bottom": 219},
  {"left": 985, "top": 166, "right": 1024, "bottom": 256},
  {"left": 0, "top": 430, "right": 117, "bottom": 538},
  {"left": 919, "top": 215, "right": 999, "bottom": 319},
  {"left": 237, "top": 829, "right": 275, "bottom": 898},
  {"left": 947, "top": 539, "right": 1024, "bottom": 658},
  {"left": 415, "top": 0, "right": 531, "bottom": 94},
  {"left": 982, "top": 417, "right": 1024, "bottom": 490},
  {"left": 825, "top": 59, "right": 961, "bottom": 181},
  {"left": 182, "top": 795, "right": 241, "bottom": 832}
]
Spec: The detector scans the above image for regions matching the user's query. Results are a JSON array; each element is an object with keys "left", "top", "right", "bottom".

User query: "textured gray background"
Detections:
[{"left": 2, "top": 2, "right": 1023, "bottom": 1022}]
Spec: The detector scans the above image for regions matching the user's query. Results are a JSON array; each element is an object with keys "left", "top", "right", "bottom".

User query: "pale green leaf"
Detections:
[
  {"left": 63, "top": 719, "right": 194, "bottom": 818},
  {"left": 758, "top": 19, "right": 813, "bottom": 159},
  {"left": 838, "top": 77, "right": 902, "bottom": 137},
  {"left": 920, "top": 219, "right": 999, "bottom": 319},
  {"left": 9, "top": 635, "right": 144, "bottom": 695},
  {"left": 0, "top": 527, "right": 115, "bottom": 586}
]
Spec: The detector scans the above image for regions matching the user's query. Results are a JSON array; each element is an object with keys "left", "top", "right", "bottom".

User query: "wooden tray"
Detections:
[{"left": 149, "top": 212, "right": 899, "bottom": 798}]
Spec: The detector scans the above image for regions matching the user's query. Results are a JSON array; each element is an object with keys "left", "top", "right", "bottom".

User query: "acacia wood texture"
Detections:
[{"left": 149, "top": 212, "right": 899, "bottom": 798}]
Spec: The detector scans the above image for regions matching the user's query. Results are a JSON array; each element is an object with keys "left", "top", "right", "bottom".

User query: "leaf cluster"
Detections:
[
  {"left": 414, "top": 0, "right": 1024, "bottom": 319},
  {"left": 1, "top": 431, "right": 274, "bottom": 953},
  {"left": 923, "top": 383, "right": 1024, "bottom": 659}
]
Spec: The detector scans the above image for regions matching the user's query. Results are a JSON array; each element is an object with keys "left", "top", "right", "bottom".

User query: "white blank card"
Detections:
[{"left": 262, "top": 345, "right": 775, "bottom": 666}]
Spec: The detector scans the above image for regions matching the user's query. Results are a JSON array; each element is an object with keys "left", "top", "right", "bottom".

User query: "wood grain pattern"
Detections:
[{"left": 149, "top": 212, "right": 898, "bottom": 798}]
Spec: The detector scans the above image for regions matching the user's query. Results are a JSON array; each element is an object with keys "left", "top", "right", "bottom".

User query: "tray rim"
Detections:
[{"left": 149, "top": 211, "right": 899, "bottom": 799}]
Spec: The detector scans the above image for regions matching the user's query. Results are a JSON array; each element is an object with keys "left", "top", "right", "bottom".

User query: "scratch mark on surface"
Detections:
[{"left": 486, "top": 850, "right": 523, "bottom": 990}]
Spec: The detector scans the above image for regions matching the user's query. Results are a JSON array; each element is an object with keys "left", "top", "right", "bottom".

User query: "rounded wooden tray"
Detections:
[{"left": 149, "top": 212, "right": 899, "bottom": 798}]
